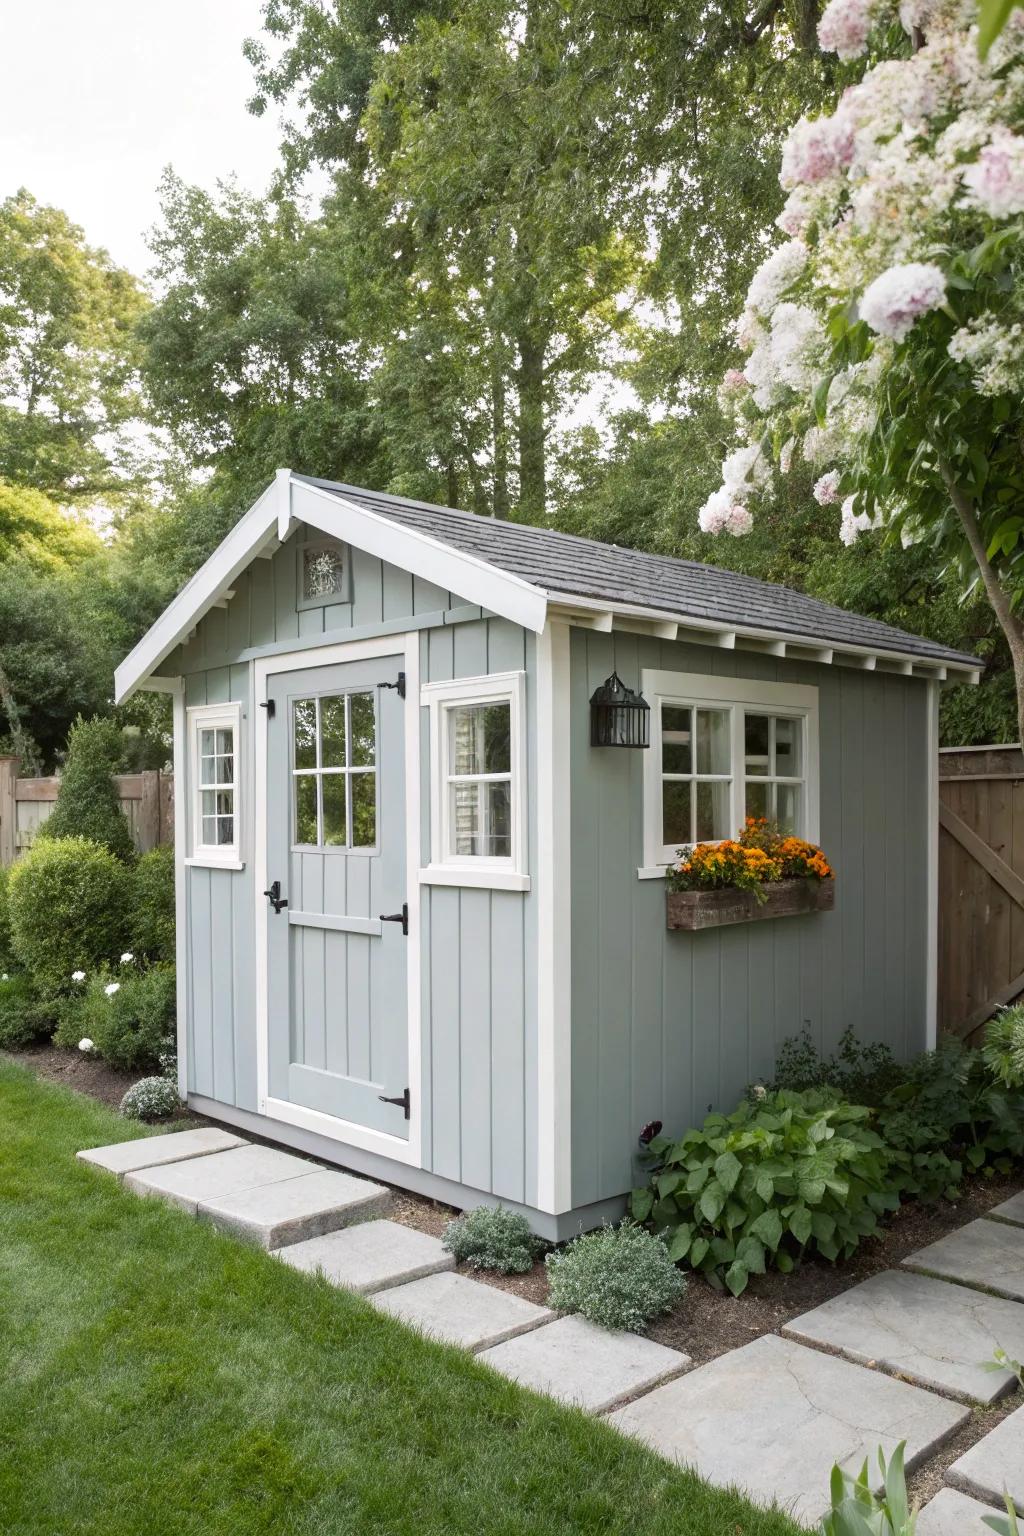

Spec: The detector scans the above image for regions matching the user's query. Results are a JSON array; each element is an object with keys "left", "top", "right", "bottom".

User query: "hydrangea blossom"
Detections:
[
  {"left": 860, "top": 262, "right": 947, "bottom": 340},
  {"left": 744, "top": 241, "right": 808, "bottom": 319},
  {"left": 71, "top": 970, "right": 85, "bottom": 983},
  {"left": 780, "top": 113, "right": 854, "bottom": 187},
  {"left": 961, "top": 127, "right": 1024, "bottom": 215},
  {"left": 948, "top": 315, "right": 1024, "bottom": 393},
  {"left": 78, "top": 1037, "right": 94, "bottom": 1053},
  {"left": 814, "top": 471, "right": 843, "bottom": 505},
  {"left": 120, "top": 952, "right": 134, "bottom": 964},
  {"left": 104, "top": 982, "right": 120, "bottom": 997},
  {"left": 818, "top": 0, "right": 876, "bottom": 60}
]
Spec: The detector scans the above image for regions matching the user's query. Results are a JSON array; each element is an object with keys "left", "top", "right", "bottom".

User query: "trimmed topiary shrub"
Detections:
[
  {"left": 442, "top": 1206, "right": 542, "bottom": 1274},
  {"left": 120, "top": 1076, "right": 179, "bottom": 1121},
  {"left": 0, "top": 972, "right": 55, "bottom": 1047},
  {"left": 545, "top": 1222, "right": 685, "bottom": 1333},
  {"left": 7, "top": 837, "right": 131, "bottom": 995},
  {"left": 53, "top": 964, "right": 175, "bottom": 1071},
  {"left": 39, "top": 715, "right": 135, "bottom": 862},
  {"left": 130, "top": 844, "right": 175, "bottom": 963}
]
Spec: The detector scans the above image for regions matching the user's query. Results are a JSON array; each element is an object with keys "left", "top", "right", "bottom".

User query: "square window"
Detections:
[{"left": 302, "top": 545, "right": 346, "bottom": 603}]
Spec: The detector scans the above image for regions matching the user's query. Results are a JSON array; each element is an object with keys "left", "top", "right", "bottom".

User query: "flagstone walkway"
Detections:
[{"left": 79, "top": 1127, "right": 1024, "bottom": 1528}]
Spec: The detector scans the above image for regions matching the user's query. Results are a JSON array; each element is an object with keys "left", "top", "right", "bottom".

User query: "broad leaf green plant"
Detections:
[{"left": 631, "top": 1090, "right": 897, "bottom": 1296}]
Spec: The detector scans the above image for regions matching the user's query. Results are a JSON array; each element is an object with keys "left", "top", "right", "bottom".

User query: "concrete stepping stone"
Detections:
[
  {"left": 918, "top": 1487, "right": 1001, "bottom": 1535},
  {"left": 371, "top": 1271, "right": 553, "bottom": 1351},
  {"left": 783, "top": 1269, "right": 1024, "bottom": 1403},
  {"left": 276, "top": 1219, "right": 451, "bottom": 1292},
  {"left": 947, "top": 1403, "right": 1024, "bottom": 1510},
  {"left": 77, "top": 1127, "right": 246, "bottom": 1176},
  {"left": 607, "top": 1333, "right": 968, "bottom": 1527},
  {"left": 988, "top": 1191, "right": 1024, "bottom": 1228},
  {"left": 124, "top": 1144, "right": 319, "bottom": 1214},
  {"left": 903, "top": 1218, "right": 1024, "bottom": 1302},
  {"left": 479, "top": 1314, "right": 689, "bottom": 1414},
  {"left": 197, "top": 1169, "right": 391, "bottom": 1250}
]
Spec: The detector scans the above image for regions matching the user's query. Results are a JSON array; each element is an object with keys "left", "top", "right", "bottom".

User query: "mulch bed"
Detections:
[{"left": 2, "top": 1042, "right": 196, "bottom": 1122}]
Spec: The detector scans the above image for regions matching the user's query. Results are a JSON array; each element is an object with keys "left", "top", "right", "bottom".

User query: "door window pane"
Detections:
[
  {"left": 293, "top": 699, "right": 318, "bottom": 770},
  {"left": 291, "top": 689, "right": 378, "bottom": 849},
  {"left": 321, "top": 774, "right": 347, "bottom": 845},
  {"left": 349, "top": 692, "right": 376, "bottom": 766},
  {"left": 295, "top": 774, "right": 318, "bottom": 845},
  {"left": 320, "top": 696, "right": 346, "bottom": 767},
  {"left": 351, "top": 773, "right": 376, "bottom": 847}
]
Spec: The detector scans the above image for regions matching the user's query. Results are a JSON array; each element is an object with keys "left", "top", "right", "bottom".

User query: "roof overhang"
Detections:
[{"left": 115, "top": 471, "right": 549, "bottom": 702}]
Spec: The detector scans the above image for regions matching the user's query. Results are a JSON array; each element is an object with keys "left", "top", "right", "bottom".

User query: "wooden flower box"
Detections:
[{"left": 666, "top": 877, "right": 835, "bottom": 932}]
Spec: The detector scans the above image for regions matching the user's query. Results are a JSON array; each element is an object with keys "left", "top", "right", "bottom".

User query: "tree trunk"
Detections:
[
  {"left": 516, "top": 334, "right": 546, "bottom": 521},
  {"left": 940, "top": 462, "right": 1024, "bottom": 743}
]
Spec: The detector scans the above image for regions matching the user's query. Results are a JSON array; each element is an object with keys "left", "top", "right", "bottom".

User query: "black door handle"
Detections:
[
  {"left": 264, "top": 880, "right": 288, "bottom": 914},
  {"left": 379, "top": 902, "right": 408, "bottom": 936}
]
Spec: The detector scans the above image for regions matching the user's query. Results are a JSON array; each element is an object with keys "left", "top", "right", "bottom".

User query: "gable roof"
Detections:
[{"left": 115, "top": 469, "right": 979, "bottom": 702}]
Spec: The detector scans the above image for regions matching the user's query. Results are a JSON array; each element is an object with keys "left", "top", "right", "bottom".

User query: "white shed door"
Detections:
[{"left": 264, "top": 653, "right": 409, "bottom": 1137}]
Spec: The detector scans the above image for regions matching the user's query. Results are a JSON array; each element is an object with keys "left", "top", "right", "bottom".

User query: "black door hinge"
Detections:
[
  {"left": 378, "top": 902, "right": 409, "bottom": 936},
  {"left": 378, "top": 1086, "right": 411, "bottom": 1120},
  {"left": 377, "top": 671, "right": 406, "bottom": 700},
  {"left": 259, "top": 699, "right": 276, "bottom": 718}
]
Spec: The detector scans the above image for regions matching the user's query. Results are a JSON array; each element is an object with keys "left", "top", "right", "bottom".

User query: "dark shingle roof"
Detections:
[{"left": 297, "top": 475, "right": 979, "bottom": 670}]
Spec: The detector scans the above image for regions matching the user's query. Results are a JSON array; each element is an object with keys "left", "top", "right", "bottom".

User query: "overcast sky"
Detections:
[{"left": 3, "top": 0, "right": 282, "bottom": 277}]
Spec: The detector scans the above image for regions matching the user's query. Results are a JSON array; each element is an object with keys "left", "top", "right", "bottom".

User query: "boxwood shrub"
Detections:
[
  {"left": 0, "top": 972, "right": 55, "bottom": 1048},
  {"left": 631, "top": 1090, "right": 897, "bottom": 1296},
  {"left": 130, "top": 844, "right": 175, "bottom": 963},
  {"left": 7, "top": 837, "right": 131, "bottom": 995}
]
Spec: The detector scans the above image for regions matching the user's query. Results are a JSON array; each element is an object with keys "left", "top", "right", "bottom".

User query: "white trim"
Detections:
[
  {"left": 641, "top": 668, "right": 820, "bottom": 872},
  {"left": 186, "top": 701, "right": 243, "bottom": 867},
  {"left": 925, "top": 678, "right": 940, "bottom": 1049},
  {"left": 421, "top": 670, "right": 529, "bottom": 887},
  {"left": 253, "top": 631, "right": 422, "bottom": 1169},
  {"left": 168, "top": 680, "right": 188, "bottom": 1102},
  {"left": 535, "top": 620, "right": 572, "bottom": 1214}
]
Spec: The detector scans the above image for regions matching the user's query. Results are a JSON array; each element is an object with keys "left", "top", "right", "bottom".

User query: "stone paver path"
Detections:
[
  {"left": 990, "top": 1191, "right": 1024, "bottom": 1228},
  {"left": 277, "top": 1219, "right": 453, "bottom": 1293},
  {"left": 371, "top": 1270, "right": 553, "bottom": 1350},
  {"left": 902, "top": 1217, "right": 1024, "bottom": 1302},
  {"left": 783, "top": 1268, "right": 1024, "bottom": 1403},
  {"left": 947, "top": 1402, "right": 1024, "bottom": 1510},
  {"left": 198, "top": 1167, "right": 391, "bottom": 1249},
  {"left": 918, "top": 1487, "right": 1002, "bottom": 1535},
  {"left": 608, "top": 1334, "right": 969, "bottom": 1527},
  {"left": 77, "top": 1126, "right": 246, "bottom": 1175},
  {"left": 124, "top": 1144, "right": 320, "bottom": 1213},
  {"left": 479, "top": 1314, "right": 688, "bottom": 1413}
]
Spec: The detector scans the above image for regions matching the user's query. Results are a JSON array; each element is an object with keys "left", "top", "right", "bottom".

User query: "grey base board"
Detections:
[{"left": 187, "top": 1094, "right": 626, "bottom": 1241}]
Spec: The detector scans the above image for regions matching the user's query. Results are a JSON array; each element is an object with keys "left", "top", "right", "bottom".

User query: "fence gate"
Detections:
[{"left": 939, "top": 744, "right": 1024, "bottom": 1043}]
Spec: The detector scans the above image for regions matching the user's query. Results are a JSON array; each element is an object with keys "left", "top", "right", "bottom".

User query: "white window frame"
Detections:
[
  {"left": 639, "top": 670, "right": 819, "bottom": 879},
  {"left": 420, "top": 670, "right": 530, "bottom": 892},
  {"left": 186, "top": 701, "right": 244, "bottom": 870}
]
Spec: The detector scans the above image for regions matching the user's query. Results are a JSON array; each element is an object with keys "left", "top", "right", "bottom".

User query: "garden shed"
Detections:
[{"left": 116, "top": 471, "right": 981, "bottom": 1237}]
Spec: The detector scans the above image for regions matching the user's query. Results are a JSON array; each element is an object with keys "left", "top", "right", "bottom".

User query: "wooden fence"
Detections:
[
  {"left": 0, "top": 756, "right": 173, "bottom": 866},
  {"left": 939, "top": 743, "right": 1024, "bottom": 1042}
]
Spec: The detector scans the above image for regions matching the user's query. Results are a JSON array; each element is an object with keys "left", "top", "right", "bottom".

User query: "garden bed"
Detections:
[{"left": 1, "top": 1040, "right": 193, "bottom": 1116}]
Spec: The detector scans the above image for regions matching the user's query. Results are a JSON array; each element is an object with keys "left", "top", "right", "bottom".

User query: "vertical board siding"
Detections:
[
  {"left": 569, "top": 627, "right": 929, "bottom": 1209},
  {"left": 179, "top": 540, "right": 536, "bottom": 1209}
]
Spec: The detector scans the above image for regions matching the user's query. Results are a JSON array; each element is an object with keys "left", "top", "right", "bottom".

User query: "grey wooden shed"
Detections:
[{"left": 116, "top": 470, "right": 980, "bottom": 1237}]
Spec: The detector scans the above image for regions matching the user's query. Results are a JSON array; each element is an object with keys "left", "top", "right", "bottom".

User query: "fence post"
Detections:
[{"left": 0, "top": 756, "right": 21, "bottom": 867}]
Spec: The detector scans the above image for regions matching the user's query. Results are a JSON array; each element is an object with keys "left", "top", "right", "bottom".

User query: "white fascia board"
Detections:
[
  {"left": 545, "top": 592, "right": 978, "bottom": 680},
  {"left": 114, "top": 479, "right": 281, "bottom": 703},
  {"left": 292, "top": 479, "right": 548, "bottom": 634}
]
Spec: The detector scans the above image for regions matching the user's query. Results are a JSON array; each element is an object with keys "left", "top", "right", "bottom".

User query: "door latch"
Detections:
[
  {"left": 376, "top": 671, "right": 406, "bottom": 699},
  {"left": 259, "top": 698, "right": 276, "bottom": 718},
  {"left": 378, "top": 902, "right": 408, "bottom": 936},
  {"left": 378, "top": 1086, "right": 411, "bottom": 1120},
  {"left": 264, "top": 880, "right": 288, "bottom": 914}
]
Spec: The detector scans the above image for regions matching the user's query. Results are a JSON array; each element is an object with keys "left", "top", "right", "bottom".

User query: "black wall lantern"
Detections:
[{"left": 590, "top": 671, "right": 650, "bottom": 749}]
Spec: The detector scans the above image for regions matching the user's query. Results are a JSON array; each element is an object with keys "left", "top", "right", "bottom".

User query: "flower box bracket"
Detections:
[{"left": 666, "top": 877, "right": 835, "bottom": 932}]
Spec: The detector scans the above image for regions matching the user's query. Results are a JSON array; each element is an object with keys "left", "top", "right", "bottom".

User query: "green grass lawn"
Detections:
[{"left": 0, "top": 1064, "right": 807, "bottom": 1536}]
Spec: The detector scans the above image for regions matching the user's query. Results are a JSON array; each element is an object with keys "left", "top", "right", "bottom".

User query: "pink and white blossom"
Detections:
[
  {"left": 814, "top": 471, "right": 843, "bottom": 505},
  {"left": 780, "top": 114, "right": 855, "bottom": 188},
  {"left": 961, "top": 127, "right": 1024, "bottom": 217},
  {"left": 818, "top": 0, "right": 875, "bottom": 61},
  {"left": 839, "top": 495, "right": 880, "bottom": 545},
  {"left": 779, "top": 437, "right": 798, "bottom": 474},
  {"left": 697, "top": 489, "right": 755, "bottom": 537},
  {"left": 859, "top": 262, "right": 947, "bottom": 340},
  {"left": 744, "top": 241, "right": 808, "bottom": 318}
]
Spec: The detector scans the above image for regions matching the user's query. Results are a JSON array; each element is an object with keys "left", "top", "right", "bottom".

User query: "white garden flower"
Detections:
[
  {"left": 948, "top": 316, "right": 1024, "bottom": 395},
  {"left": 961, "top": 127, "right": 1024, "bottom": 218},
  {"left": 78, "top": 1038, "right": 94, "bottom": 1053},
  {"left": 814, "top": 471, "right": 843, "bottom": 506},
  {"left": 120, "top": 952, "right": 134, "bottom": 964},
  {"left": 859, "top": 262, "right": 947, "bottom": 340},
  {"left": 71, "top": 970, "right": 86, "bottom": 983},
  {"left": 839, "top": 495, "right": 880, "bottom": 545},
  {"left": 779, "top": 437, "right": 798, "bottom": 475},
  {"left": 723, "top": 504, "right": 754, "bottom": 536},
  {"left": 697, "top": 488, "right": 754, "bottom": 537},
  {"left": 780, "top": 113, "right": 854, "bottom": 188},
  {"left": 1, "top": 973, "right": 8, "bottom": 982},
  {"left": 744, "top": 241, "right": 808, "bottom": 319},
  {"left": 104, "top": 982, "right": 120, "bottom": 997},
  {"left": 818, "top": 0, "right": 875, "bottom": 61}
]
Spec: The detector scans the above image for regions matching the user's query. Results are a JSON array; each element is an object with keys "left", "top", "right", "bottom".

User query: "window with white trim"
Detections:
[
  {"left": 188, "top": 702, "right": 242, "bottom": 866},
  {"left": 421, "top": 671, "right": 529, "bottom": 891},
  {"left": 641, "top": 670, "right": 819, "bottom": 873}
]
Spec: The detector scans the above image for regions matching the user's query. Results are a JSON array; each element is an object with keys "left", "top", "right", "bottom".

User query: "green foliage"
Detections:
[
  {"left": 39, "top": 716, "right": 135, "bottom": 861},
  {"left": 631, "top": 1091, "right": 898, "bottom": 1296},
  {"left": 768, "top": 1027, "right": 907, "bottom": 1108},
  {"left": 819, "top": 1442, "right": 916, "bottom": 1536},
  {"left": 7, "top": 837, "right": 130, "bottom": 995},
  {"left": 55, "top": 965, "right": 175, "bottom": 1071},
  {"left": 0, "top": 866, "right": 13, "bottom": 973},
  {"left": 130, "top": 845, "right": 175, "bottom": 963},
  {"left": 119, "top": 1076, "right": 180, "bottom": 1121},
  {"left": 983, "top": 1005, "right": 1024, "bottom": 1088},
  {"left": 442, "top": 1205, "right": 541, "bottom": 1274},
  {"left": 0, "top": 481, "right": 102, "bottom": 572},
  {"left": 545, "top": 1222, "right": 685, "bottom": 1333},
  {"left": 0, "top": 972, "right": 54, "bottom": 1048}
]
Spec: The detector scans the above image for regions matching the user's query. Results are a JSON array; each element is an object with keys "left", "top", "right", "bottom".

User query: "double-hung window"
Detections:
[
  {"left": 641, "top": 670, "right": 818, "bottom": 874},
  {"left": 421, "top": 671, "right": 529, "bottom": 891},
  {"left": 187, "top": 702, "right": 243, "bottom": 868}
]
